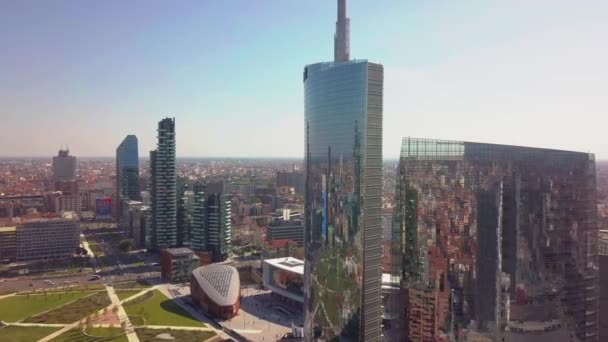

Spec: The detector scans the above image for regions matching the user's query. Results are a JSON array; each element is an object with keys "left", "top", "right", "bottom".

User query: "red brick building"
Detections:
[{"left": 160, "top": 248, "right": 199, "bottom": 283}]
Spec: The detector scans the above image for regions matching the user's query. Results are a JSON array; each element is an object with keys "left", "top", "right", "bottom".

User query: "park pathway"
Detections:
[
  {"left": 37, "top": 317, "right": 83, "bottom": 342},
  {"left": 37, "top": 285, "right": 140, "bottom": 342},
  {"left": 10, "top": 322, "right": 67, "bottom": 328},
  {"left": 106, "top": 285, "right": 140, "bottom": 342},
  {"left": 138, "top": 325, "right": 215, "bottom": 331},
  {"left": 0, "top": 292, "right": 16, "bottom": 300}
]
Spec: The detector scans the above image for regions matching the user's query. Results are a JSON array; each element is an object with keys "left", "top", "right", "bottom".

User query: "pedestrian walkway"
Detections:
[
  {"left": 106, "top": 285, "right": 140, "bottom": 342},
  {"left": 37, "top": 285, "right": 140, "bottom": 342},
  {"left": 37, "top": 318, "right": 83, "bottom": 342},
  {"left": 139, "top": 325, "right": 215, "bottom": 331},
  {"left": 9, "top": 322, "right": 67, "bottom": 328},
  {"left": 0, "top": 293, "right": 16, "bottom": 300}
]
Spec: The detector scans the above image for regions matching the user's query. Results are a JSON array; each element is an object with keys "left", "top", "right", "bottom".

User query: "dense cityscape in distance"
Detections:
[{"left": 1, "top": 1, "right": 607, "bottom": 342}]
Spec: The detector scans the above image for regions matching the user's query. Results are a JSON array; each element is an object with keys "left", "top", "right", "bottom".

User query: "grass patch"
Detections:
[
  {"left": 135, "top": 328, "right": 216, "bottom": 342},
  {"left": 50, "top": 327, "right": 127, "bottom": 342},
  {"left": 113, "top": 280, "right": 151, "bottom": 290},
  {"left": 116, "top": 290, "right": 143, "bottom": 301},
  {"left": 123, "top": 289, "right": 202, "bottom": 327},
  {"left": 20, "top": 284, "right": 105, "bottom": 295},
  {"left": 25, "top": 291, "right": 111, "bottom": 324},
  {"left": 0, "top": 325, "right": 60, "bottom": 342},
  {"left": 0, "top": 292, "right": 92, "bottom": 322}
]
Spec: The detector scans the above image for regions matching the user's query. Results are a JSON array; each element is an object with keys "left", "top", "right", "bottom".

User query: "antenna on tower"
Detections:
[{"left": 334, "top": 0, "right": 350, "bottom": 62}]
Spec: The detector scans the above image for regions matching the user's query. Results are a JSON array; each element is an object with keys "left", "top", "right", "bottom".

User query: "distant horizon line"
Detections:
[{"left": 0, "top": 155, "right": 403, "bottom": 161}]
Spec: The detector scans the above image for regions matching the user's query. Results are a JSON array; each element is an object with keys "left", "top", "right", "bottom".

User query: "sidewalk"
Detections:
[
  {"left": 0, "top": 293, "right": 16, "bottom": 300},
  {"left": 138, "top": 325, "right": 215, "bottom": 331},
  {"left": 9, "top": 322, "right": 67, "bottom": 328},
  {"left": 106, "top": 285, "right": 140, "bottom": 342}
]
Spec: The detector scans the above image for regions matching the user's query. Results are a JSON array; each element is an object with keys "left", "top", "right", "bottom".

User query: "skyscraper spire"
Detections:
[{"left": 334, "top": 0, "right": 350, "bottom": 62}]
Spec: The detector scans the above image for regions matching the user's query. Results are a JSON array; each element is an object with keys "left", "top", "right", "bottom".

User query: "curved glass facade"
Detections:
[
  {"left": 390, "top": 138, "right": 599, "bottom": 342},
  {"left": 303, "top": 60, "right": 383, "bottom": 341}
]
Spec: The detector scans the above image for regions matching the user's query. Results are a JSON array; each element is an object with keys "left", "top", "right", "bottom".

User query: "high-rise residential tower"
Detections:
[
  {"left": 390, "top": 138, "right": 598, "bottom": 342},
  {"left": 206, "top": 192, "right": 232, "bottom": 262},
  {"left": 190, "top": 183, "right": 208, "bottom": 253},
  {"left": 303, "top": 1, "right": 383, "bottom": 340},
  {"left": 116, "top": 135, "right": 140, "bottom": 201},
  {"left": 189, "top": 182, "right": 232, "bottom": 263},
  {"left": 149, "top": 118, "right": 177, "bottom": 251}
]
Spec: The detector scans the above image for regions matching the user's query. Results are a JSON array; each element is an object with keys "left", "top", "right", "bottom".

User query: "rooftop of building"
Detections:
[
  {"left": 0, "top": 226, "right": 16, "bottom": 233},
  {"left": 263, "top": 257, "right": 304, "bottom": 275},
  {"left": 267, "top": 219, "right": 303, "bottom": 227},
  {"left": 382, "top": 273, "right": 401, "bottom": 289},
  {"left": 191, "top": 264, "right": 240, "bottom": 307},
  {"left": 163, "top": 247, "right": 196, "bottom": 256},
  {"left": 8, "top": 210, "right": 79, "bottom": 224},
  {"left": 400, "top": 137, "right": 593, "bottom": 160}
]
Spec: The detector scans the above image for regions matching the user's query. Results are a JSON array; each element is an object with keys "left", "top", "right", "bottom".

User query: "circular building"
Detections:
[{"left": 190, "top": 264, "right": 241, "bottom": 319}]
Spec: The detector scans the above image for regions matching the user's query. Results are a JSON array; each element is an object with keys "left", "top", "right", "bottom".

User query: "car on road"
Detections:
[{"left": 89, "top": 275, "right": 101, "bottom": 281}]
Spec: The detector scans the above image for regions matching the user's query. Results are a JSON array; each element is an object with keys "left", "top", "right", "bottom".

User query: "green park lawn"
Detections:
[
  {"left": 116, "top": 289, "right": 143, "bottom": 301},
  {"left": 0, "top": 326, "right": 60, "bottom": 342},
  {"left": 50, "top": 327, "right": 128, "bottom": 342},
  {"left": 113, "top": 280, "right": 152, "bottom": 290},
  {"left": 24, "top": 291, "right": 111, "bottom": 324},
  {"left": 21, "top": 284, "right": 106, "bottom": 295},
  {"left": 0, "top": 292, "right": 92, "bottom": 322},
  {"left": 135, "top": 328, "right": 216, "bottom": 342},
  {"left": 123, "top": 290, "right": 202, "bottom": 327}
]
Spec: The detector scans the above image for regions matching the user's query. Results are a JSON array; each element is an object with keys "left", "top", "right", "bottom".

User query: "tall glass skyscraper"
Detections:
[
  {"left": 116, "top": 135, "right": 140, "bottom": 202},
  {"left": 390, "top": 138, "right": 598, "bottom": 342},
  {"left": 303, "top": 1, "right": 383, "bottom": 340},
  {"left": 149, "top": 118, "right": 177, "bottom": 251}
]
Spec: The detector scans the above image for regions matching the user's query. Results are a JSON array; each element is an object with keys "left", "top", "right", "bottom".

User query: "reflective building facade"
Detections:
[
  {"left": 390, "top": 138, "right": 598, "bottom": 342},
  {"left": 303, "top": 60, "right": 384, "bottom": 341},
  {"left": 116, "top": 135, "right": 140, "bottom": 222}
]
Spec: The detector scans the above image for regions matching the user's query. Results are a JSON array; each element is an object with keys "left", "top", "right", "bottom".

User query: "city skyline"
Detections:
[{"left": 1, "top": 0, "right": 607, "bottom": 158}]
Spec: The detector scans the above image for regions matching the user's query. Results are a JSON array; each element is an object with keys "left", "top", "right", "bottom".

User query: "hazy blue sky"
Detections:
[{"left": 1, "top": 0, "right": 606, "bottom": 158}]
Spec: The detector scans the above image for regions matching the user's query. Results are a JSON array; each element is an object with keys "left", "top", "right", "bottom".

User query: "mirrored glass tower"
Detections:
[{"left": 303, "top": 1, "right": 383, "bottom": 340}]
